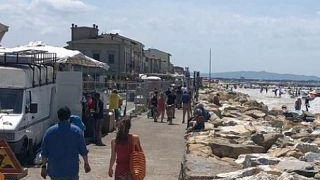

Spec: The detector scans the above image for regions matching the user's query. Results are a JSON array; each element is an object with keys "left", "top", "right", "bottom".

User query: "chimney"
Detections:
[
  {"left": 71, "top": 24, "right": 75, "bottom": 41},
  {"left": 93, "top": 24, "right": 96, "bottom": 28}
]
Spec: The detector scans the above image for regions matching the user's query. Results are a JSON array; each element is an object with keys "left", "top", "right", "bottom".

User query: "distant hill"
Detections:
[{"left": 202, "top": 71, "right": 320, "bottom": 81}]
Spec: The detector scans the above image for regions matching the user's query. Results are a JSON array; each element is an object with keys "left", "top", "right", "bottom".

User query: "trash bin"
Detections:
[{"left": 102, "top": 109, "right": 116, "bottom": 134}]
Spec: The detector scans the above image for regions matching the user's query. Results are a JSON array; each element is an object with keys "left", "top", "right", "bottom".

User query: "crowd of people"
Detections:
[
  {"left": 145, "top": 84, "right": 214, "bottom": 132},
  {"left": 81, "top": 92, "right": 106, "bottom": 146},
  {"left": 146, "top": 85, "right": 193, "bottom": 125},
  {"left": 39, "top": 82, "right": 213, "bottom": 180},
  {"left": 80, "top": 89, "right": 124, "bottom": 146}
]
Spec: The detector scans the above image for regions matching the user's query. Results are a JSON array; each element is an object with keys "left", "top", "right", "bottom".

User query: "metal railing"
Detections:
[
  {"left": 0, "top": 50, "right": 57, "bottom": 87},
  {"left": 0, "top": 50, "right": 56, "bottom": 65}
]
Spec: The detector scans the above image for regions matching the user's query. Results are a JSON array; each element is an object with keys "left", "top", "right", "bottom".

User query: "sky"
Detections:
[{"left": 1, "top": 0, "right": 320, "bottom": 76}]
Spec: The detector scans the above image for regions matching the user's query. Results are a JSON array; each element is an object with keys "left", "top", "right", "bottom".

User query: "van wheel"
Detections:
[
  {"left": 17, "top": 139, "right": 34, "bottom": 165},
  {"left": 27, "top": 139, "right": 35, "bottom": 157},
  {"left": 16, "top": 138, "right": 28, "bottom": 164}
]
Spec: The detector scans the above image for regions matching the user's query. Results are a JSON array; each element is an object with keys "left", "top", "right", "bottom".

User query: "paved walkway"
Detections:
[{"left": 23, "top": 109, "right": 186, "bottom": 180}]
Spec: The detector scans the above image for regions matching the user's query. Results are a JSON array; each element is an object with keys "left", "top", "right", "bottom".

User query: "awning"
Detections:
[{"left": 0, "top": 41, "right": 109, "bottom": 70}]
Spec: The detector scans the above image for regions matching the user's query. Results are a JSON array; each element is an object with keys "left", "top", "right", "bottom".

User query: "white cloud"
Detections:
[
  {"left": 0, "top": 0, "right": 94, "bottom": 38},
  {"left": 30, "top": 0, "right": 94, "bottom": 13}
]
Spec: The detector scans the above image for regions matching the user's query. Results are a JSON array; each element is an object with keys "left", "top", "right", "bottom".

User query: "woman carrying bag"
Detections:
[{"left": 108, "top": 118, "right": 146, "bottom": 180}]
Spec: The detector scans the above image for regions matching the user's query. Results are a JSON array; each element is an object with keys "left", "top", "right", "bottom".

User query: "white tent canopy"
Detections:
[
  {"left": 0, "top": 41, "right": 109, "bottom": 70},
  {"left": 171, "top": 73, "right": 185, "bottom": 78},
  {"left": 141, "top": 76, "right": 161, "bottom": 80}
]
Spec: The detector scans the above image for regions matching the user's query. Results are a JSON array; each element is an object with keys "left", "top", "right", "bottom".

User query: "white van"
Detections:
[{"left": 0, "top": 51, "right": 82, "bottom": 158}]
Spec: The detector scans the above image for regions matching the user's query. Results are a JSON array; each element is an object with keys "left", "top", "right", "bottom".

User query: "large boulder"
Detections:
[
  {"left": 204, "top": 122, "right": 215, "bottom": 131},
  {"left": 268, "top": 116, "right": 286, "bottom": 129},
  {"left": 236, "top": 171, "right": 279, "bottom": 180},
  {"left": 285, "top": 150, "right": 304, "bottom": 159},
  {"left": 186, "top": 133, "right": 214, "bottom": 146},
  {"left": 187, "top": 143, "right": 213, "bottom": 158},
  {"left": 242, "top": 100, "right": 267, "bottom": 111},
  {"left": 235, "top": 97, "right": 249, "bottom": 105},
  {"left": 268, "top": 147, "right": 304, "bottom": 159},
  {"left": 277, "top": 172, "right": 314, "bottom": 180},
  {"left": 209, "top": 107, "right": 222, "bottom": 119},
  {"left": 181, "top": 154, "right": 240, "bottom": 180},
  {"left": 219, "top": 125, "right": 252, "bottom": 136},
  {"left": 283, "top": 128, "right": 296, "bottom": 137},
  {"left": 301, "top": 152, "right": 320, "bottom": 162},
  {"left": 312, "top": 138, "right": 320, "bottom": 146},
  {"left": 222, "top": 109, "right": 242, "bottom": 118},
  {"left": 269, "top": 108, "right": 283, "bottom": 116},
  {"left": 268, "top": 147, "right": 292, "bottom": 157},
  {"left": 250, "top": 124, "right": 278, "bottom": 134},
  {"left": 244, "top": 109, "right": 267, "bottom": 119},
  {"left": 216, "top": 167, "right": 260, "bottom": 179},
  {"left": 235, "top": 153, "right": 281, "bottom": 168},
  {"left": 210, "top": 139, "right": 265, "bottom": 158},
  {"left": 251, "top": 133, "right": 283, "bottom": 151},
  {"left": 276, "top": 158, "right": 317, "bottom": 177},
  {"left": 294, "top": 143, "right": 320, "bottom": 154},
  {"left": 221, "top": 117, "right": 241, "bottom": 126}
]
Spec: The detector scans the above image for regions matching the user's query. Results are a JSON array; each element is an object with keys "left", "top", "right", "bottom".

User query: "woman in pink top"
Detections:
[
  {"left": 157, "top": 92, "right": 166, "bottom": 122},
  {"left": 108, "top": 119, "right": 135, "bottom": 180}
]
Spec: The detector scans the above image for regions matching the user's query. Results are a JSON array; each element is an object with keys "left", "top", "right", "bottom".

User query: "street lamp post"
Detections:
[{"left": 209, "top": 48, "right": 212, "bottom": 87}]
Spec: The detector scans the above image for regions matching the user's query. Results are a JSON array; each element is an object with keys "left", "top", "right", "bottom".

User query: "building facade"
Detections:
[
  {"left": 0, "top": 23, "right": 8, "bottom": 44},
  {"left": 174, "top": 66, "right": 184, "bottom": 75},
  {"left": 144, "top": 48, "right": 171, "bottom": 74},
  {"left": 67, "top": 24, "right": 144, "bottom": 79}
]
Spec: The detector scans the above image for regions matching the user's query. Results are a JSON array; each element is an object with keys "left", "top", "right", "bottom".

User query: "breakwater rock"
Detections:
[{"left": 180, "top": 87, "right": 320, "bottom": 180}]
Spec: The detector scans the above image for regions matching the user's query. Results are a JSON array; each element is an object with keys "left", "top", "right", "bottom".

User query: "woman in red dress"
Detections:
[{"left": 108, "top": 119, "right": 134, "bottom": 180}]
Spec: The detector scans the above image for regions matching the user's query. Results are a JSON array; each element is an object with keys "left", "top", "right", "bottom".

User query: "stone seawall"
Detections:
[{"left": 180, "top": 85, "right": 320, "bottom": 180}]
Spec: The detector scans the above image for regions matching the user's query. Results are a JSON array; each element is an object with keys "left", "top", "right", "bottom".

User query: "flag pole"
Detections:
[{"left": 209, "top": 48, "right": 211, "bottom": 87}]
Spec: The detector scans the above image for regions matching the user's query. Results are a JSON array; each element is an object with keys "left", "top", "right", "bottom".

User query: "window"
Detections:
[
  {"left": 0, "top": 88, "right": 23, "bottom": 114},
  {"left": 93, "top": 53, "right": 100, "bottom": 61},
  {"left": 108, "top": 54, "right": 115, "bottom": 64}
]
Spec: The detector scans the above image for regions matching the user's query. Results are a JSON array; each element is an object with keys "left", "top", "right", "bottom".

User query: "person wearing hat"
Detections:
[{"left": 70, "top": 115, "right": 86, "bottom": 134}]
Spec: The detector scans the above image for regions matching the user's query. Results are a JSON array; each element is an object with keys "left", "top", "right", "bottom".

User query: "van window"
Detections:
[{"left": 0, "top": 89, "right": 23, "bottom": 114}]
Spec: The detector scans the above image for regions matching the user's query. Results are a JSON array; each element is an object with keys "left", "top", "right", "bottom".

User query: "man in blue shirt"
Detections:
[{"left": 41, "top": 106, "right": 91, "bottom": 180}]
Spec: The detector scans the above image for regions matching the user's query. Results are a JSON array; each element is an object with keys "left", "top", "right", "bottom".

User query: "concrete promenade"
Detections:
[{"left": 23, "top": 109, "right": 186, "bottom": 180}]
